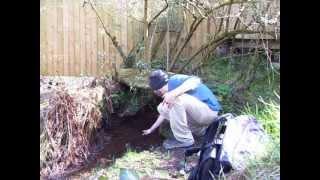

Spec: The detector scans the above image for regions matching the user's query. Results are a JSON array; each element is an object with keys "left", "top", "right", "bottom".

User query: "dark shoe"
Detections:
[{"left": 163, "top": 139, "right": 194, "bottom": 150}]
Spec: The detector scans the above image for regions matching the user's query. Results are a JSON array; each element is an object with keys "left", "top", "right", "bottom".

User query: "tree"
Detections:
[
  {"left": 86, "top": 0, "right": 169, "bottom": 68},
  {"left": 167, "top": 0, "right": 279, "bottom": 73},
  {"left": 86, "top": 0, "right": 279, "bottom": 74}
]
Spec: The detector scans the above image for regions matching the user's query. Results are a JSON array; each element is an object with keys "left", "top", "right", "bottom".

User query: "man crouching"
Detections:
[{"left": 142, "top": 69, "right": 222, "bottom": 150}]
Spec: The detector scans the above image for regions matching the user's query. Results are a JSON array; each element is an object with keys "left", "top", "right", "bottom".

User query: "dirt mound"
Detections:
[{"left": 40, "top": 76, "right": 117, "bottom": 179}]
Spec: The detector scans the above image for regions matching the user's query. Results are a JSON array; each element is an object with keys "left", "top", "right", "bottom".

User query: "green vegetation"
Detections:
[
  {"left": 201, "top": 54, "right": 280, "bottom": 114},
  {"left": 241, "top": 142, "right": 280, "bottom": 180},
  {"left": 240, "top": 95, "right": 280, "bottom": 179},
  {"left": 78, "top": 147, "right": 184, "bottom": 180},
  {"left": 202, "top": 54, "right": 280, "bottom": 179},
  {"left": 76, "top": 54, "right": 280, "bottom": 180},
  {"left": 110, "top": 86, "right": 157, "bottom": 116},
  {"left": 242, "top": 96, "right": 280, "bottom": 142},
  {"left": 104, "top": 148, "right": 168, "bottom": 179}
]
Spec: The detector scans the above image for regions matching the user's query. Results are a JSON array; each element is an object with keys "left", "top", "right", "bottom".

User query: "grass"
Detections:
[
  {"left": 74, "top": 54, "right": 280, "bottom": 180},
  {"left": 239, "top": 94, "right": 280, "bottom": 180},
  {"left": 213, "top": 95, "right": 280, "bottom": 180},
  {"left": 200, "top": 55, "right": 280, "bottom": 114},
  {"left": 201, "top": 55, "right": 280, "bottom": 179},
  {"left": 242, "top": 94, "right": 280, "bottom": 142},
  {"left": 237, "top": 141, "right": 280, "bottom": 180},
  {"left": 104, "top": 148, "right": 175, "bottom": 179},
  {"left": 82, "top": 96, "right": 280, "bottom": 179},
  {"left": 77, "top": 147, "right": 177, "bottom": 180}
]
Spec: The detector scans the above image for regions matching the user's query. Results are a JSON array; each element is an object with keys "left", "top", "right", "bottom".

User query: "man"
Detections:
[{"left": 142, "top": 69, "right": 221, "bottom": 150}]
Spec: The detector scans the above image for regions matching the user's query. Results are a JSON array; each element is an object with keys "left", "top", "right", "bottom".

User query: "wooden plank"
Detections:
[
  {"left": 121, "top": 0, "right": 128, "bottom": 57},
  {"left": 84, "top": 3, "right": 90, "bottom": 75},
  {"left": 52, "top": 0, "right": 59, "bottom": 75},
  {"left": 200, "top": 19, "right": 206, "bottom": 58},
  {"left": 233, "top": 41, "right": 280, "bottom": 49},
  {"left": 73, "top": 0, "right": 80, "bottom": 75},
  {"left": 63, "top": 0, "right": 69, "bottom": 75},
  {"left": 127, "top": 19, "right": 132, "bottom": 58},
  {"left": 67, "top": 0, "right": 74, "bottom": 75},
  {"left": 40, "top": 3, "right": 44, "bottom": 74},
  {"left": 46, "top": 1, "right": 54, "bottom": 75},
  {"left": 202, "top": 19, "right": 206, "bottom": 46},
  {"left": 96, "top": 5, "right": 105, "bottom": 76},
  {"left": 79, "top": 1, "right": 86, "bottom": 76},
  {"left": 109, "top": 15, "right": 116, "bottom": 76},
  {"left": 207, "top": 17, "right": 211, "bottom": 36},
  {"left": 235, "top": 33, "right": 277, "bottom": 40},
  {"left": 45, "top": 1, "right": 51, "bottom": 75},
  {"left": 85, "top": 5, "right": 92, "bottom": 76},
  {"left": 57, "top": 0, "right": 64, "bottom": 75},
  {"left": 131, "top": 20, "right": 136, "bottom": 47},
  {"left": 104, "top": 14, "right": 110, "bottom": 75},
  {"left": 45, "top": 0, "right": 52, "bottom": 74},
  {"left": 113, "top": 8, "right": 120, "bottom": 73},
  {"left": 96, "top": 24, "right": 101, "bottom": 76},
  {"left": 99, "top": 7, "right": 106, "bottom": 75},
  {"left": 40, "top": 0, "right": 48, "bottom": 75},
  {"left": 95, "top": 7, "right": 100, "bottom": 76},
  {"left": 91, "top": 13, "right": 98, "bottom": 76},
  {"left": 88, "top": 9, "right": 94, "bottom": 76}
]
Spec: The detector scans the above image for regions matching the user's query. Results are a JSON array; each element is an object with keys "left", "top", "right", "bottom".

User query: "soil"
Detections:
[
  {"left": 67, "top": 108, "right": 201, "bottom": 180},
  {"left": 96, "top": 108, "right": 164, "bottom": 160}
]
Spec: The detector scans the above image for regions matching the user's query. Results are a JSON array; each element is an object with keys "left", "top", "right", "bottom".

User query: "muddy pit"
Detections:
[
  {"left": 66, "top": 107, "right": 164, "bottom": 178},
  {"left": 96, "top": 108, "right": 163, "bottom": 160},
  {"left": 68, "top": 107, "right": 203, "bottom": 180}
]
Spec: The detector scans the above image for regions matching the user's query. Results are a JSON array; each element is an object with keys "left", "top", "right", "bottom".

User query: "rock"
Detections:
[
  {"left": 117, "top": 68, "right": 150, "bottom": 89},
  {"left": 119, "top": 168, "right": 139, "bottom": 180}
]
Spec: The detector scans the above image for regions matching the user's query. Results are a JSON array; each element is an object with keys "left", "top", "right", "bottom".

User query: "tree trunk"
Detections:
[
  {"left": 143, "top": 0, "right": 149, "bottom": 63},
  {"left": 150, "top": 31, "right": 167, "bottom": 60}
]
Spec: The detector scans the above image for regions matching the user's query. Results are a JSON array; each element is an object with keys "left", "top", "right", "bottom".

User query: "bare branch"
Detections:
[
  {"left": 177, "top": 29, "right": 267, "bottom": 73},
  {"left": 148, "top": 21, "right": 159, "bottom": 62},
  {"left": 187, "top": 1, "right": 206, "bottom": 18},
  {"left": 87, "top": 0, "right": 127, "bottom": 61},
  {"left": 215, "top": 14, "right": 224, "bottom": 39},
  {"left": 128, "top": 15, "right": 145, "bottom": 24},
  {"left": 182, "top": 2, "right": 198, "bottom": 19},
  {"left": 169, "top": 18, "right": 204, "bottom": 71},
  {"left": 143, "top": 0, "right": 149, "bottom": 62},
  {"left": 148, "top": 0, "right": 169, "bottom": 29},
  {"left": 166, "top": 7, "right": 170, "bottom": 70},
  {"left": 170, "top": 17, "right": 185, "bottom": 60},
  {"left": 233, "top": 2, "right": 245, "bottom": 30},
  {"left": 225, "top": 0, "right": 234, "bottom": 33},
  {"left": 204, "top": 0, "right": 249, "bottom": 17},
  {"left": 150, "top": 31, "right": 167, "bottom": 60}
]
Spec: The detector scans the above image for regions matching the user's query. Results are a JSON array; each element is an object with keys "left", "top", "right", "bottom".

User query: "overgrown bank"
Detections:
[
  {"left": 71, "top": 55, "right": 280, "bottom": 179},
  {"left": 201, "top": 55, "right": 280, "bottom": 179}
]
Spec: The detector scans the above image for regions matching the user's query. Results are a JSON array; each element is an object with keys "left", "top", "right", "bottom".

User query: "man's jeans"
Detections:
[{"left": 157, "top": 94, "right": 218, "bottom": 145}]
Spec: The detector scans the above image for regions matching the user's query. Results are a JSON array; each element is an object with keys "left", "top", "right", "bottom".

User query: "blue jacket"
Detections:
[{"left": 168, "top": 74, "right": 221, "bottom": 112}]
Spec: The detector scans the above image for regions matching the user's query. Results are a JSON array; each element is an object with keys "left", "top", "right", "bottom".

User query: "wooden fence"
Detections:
[{"left": 40, "top": 0, "right": 279, "bottom": 76}]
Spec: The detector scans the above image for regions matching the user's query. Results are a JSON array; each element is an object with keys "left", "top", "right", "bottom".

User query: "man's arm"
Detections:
[
  {"left": 170, "top": 76, "right": 201, "bottom": 97},
  {"left": 163, "top": 76, "right": 201, "bottom": 106},
  {"left": 142, "top": 115, "right": 166, "bottom": 135}
]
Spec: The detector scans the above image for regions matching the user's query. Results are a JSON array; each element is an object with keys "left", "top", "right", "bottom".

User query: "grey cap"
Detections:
[{"left": 148, "top": 69, "right": 168, "bottom": 90}]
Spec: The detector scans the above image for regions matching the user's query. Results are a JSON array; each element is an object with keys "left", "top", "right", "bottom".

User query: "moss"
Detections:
[{"left": 201, "top": 55, "right": 280, "bottom": 114}]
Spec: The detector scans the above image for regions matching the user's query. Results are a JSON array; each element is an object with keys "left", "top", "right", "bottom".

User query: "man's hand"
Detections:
[
  {"left": 142, "top": 129, "right": 152, "bottom": 135},
  {"left": 162, "top": 91, "right": 177, "bottom": 109}
]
